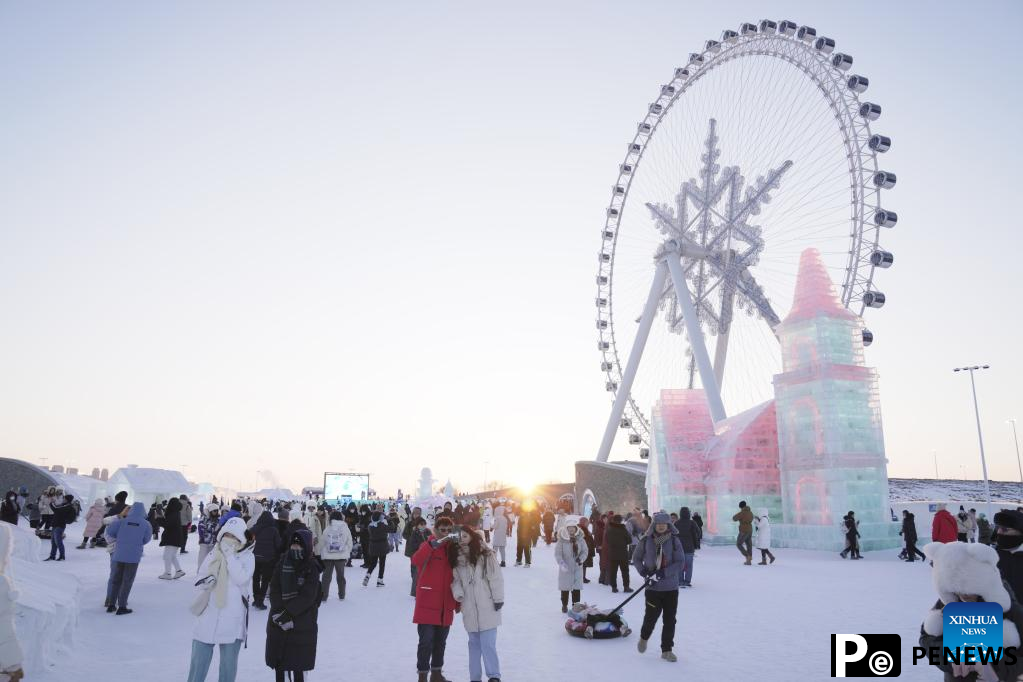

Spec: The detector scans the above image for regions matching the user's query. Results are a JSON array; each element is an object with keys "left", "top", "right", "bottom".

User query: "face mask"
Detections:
[
  {"left": 997, "top": 535, "right": 1023, "bottom": 551},
  {"left": 220, "top": 536, "right": 241, "bottom": 552},
  {"left": 289, "top": 548, "right": 304, "bottom": 561}
]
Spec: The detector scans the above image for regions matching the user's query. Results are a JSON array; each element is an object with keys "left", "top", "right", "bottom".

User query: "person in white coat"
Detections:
[
  {"left": 186, "top": 516, "right": 255, "bottom": 682},
  {"left": 318, "top": 510, "right": 353, "bottom": 601},
  {"left": 481, "top": 506, "right": 494, "bottom": 544},
  {"left": 755, "top": 510, "right": 775, "bottom": 565},
  {"left": 302, "top": 505, "right": 322, "bottom": 552},
  {"left": 0, "top": 525, "right": 23, "bottom": 682},
  {"left": 491, "top": 505, "right": 509, "bottom": 567},
  {"left": 555, "top": 517, "right": 588, "bottom": 613},
  {"left": 452, "top": 527, "right": 504, "bottom": 682}
]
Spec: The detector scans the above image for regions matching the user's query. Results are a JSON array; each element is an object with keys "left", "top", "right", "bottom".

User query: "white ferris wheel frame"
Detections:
[{"left": 595, "top": 21, "right": 896, "bottom": 462}]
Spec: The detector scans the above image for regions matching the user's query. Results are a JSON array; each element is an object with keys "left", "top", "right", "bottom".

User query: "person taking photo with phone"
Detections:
[{"left": 411, "top": 516, "right": 459, "bottom": 682}]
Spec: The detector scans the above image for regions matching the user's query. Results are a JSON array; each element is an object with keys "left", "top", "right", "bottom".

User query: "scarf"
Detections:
[
  {"left": 202, "top": 544, "right": 232, "bottom": 609},
  {"left": 281, "top": 552, "right": 305, "bottom": 601},
  {"left": 653, "top": 532, "right": 671, "bottom": 570}
]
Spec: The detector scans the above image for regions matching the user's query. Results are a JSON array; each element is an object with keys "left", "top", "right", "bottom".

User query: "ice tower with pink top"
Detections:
[{"left": 645, "top": 248, "right": 898, "bottom": 550}]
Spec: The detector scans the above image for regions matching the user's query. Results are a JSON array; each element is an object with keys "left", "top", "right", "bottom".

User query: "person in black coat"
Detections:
[
  {"left": 266, "top": 528, "right": 321, "bottom": 682},
  {"left": 900, "top": 510, "right": 925, "bottom": 562},
  {"left": 674, "top": 507, "right": 701, "bottom": 587},
  {"left": 605, "top": 514, "right": 632, "bottom": 592},
  {"left": 994, "top": 510, "right": 1023, "bottom": 600},
  {"left": 0, "top": 491, "right": 20, "bottom": 525},
  {"left": 159, "top": 497, "right": 185, "bottom": 578},
  {"left": 578, "top": 517, "right": 596, "bottom": 584},
  {"left": 252, "top": 510, "right": 283, "bottom": 609},
  {"left": 358, "top": 505, "right": 371, "bottom": 567},
  {"left": 362, "top": 511, "right": 390, "bottom": 586}
]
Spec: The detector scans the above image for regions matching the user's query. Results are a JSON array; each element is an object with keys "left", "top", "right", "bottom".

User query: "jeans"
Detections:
[
  {"left": 253, "top": 560, "right": 275, "bottom": 605},
  {"left": 494, "top": 545, "right": 505, "bottom": 564},
  {"left": 388, "top": 532, "right": 401, "bottom": 552},
  {"left": 515, "top": 539, "right": 531, "bottom": 565},
  {"left": 187, "top": 638, "right": 242, "bottom": 682},
  {"left": 409, "top": 563, "right": 418, "bottom": 597},
  {"left": 640, "top": 589, "right": 678, "bottom": 652},
  {"left": 681, "top": 551, "right": 694, "bottom": 586},
  {"left": 416, "top": 624, "right": 450, "bottom": 672},
  {"left": 321, "top": 559, "right": 346, "bottom": 599},
  {"left": 468, "top": 628, "right": 500, "bottom": 681},
  {"left": 110, "top": 561, "right": 140, "bottom": 608},
  {"left": 163, "top": 545, "right": 182, "bottom": 574},
  {"left": 48, "top": 525, "right": 66, "bottom": 559},
  {"left": 736, "top": 531, "right": 752, "bottom": 557}
]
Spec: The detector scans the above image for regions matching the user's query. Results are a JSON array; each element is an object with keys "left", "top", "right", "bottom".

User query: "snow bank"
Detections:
[{"left": 7, "top": 524, "right": 80, "bottom": 675}]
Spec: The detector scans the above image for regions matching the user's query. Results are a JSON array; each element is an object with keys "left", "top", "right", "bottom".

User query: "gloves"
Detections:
[
  {"left": 655, "top": 568, "right": 666, "bottom": 580},
  {"left": 494, "top": 602, "right": 503, "bottom": 611}
]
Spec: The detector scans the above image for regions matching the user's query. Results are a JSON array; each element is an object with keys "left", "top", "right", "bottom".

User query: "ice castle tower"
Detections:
[{"left": 770, "top": 248, "right": 899, "bottom": 550}]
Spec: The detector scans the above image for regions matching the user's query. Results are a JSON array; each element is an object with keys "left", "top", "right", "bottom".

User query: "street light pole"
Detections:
[
  {"left": 1009, "top": 419, "right": 1022, "bottom": 503},
  {"left": 954, "top": 365, "right": 992, "bottom": 510}
]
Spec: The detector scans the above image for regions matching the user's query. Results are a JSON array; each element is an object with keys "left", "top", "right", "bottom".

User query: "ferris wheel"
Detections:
[{"left": 595, "top": 20, "right": 896, "bottom": 462}]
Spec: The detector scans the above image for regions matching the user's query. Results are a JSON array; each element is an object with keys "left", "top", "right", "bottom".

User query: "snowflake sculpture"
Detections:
[{"left": 646, "top": 118, "right": 791, "bottom": 343}]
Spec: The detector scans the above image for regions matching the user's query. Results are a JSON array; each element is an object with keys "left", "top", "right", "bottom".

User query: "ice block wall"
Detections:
[
  {"left": 771, "top": 248, "right": 898, "bottom": 550},
  {"left": 645, "top": 389, "right": 712, "bottom": 521}
]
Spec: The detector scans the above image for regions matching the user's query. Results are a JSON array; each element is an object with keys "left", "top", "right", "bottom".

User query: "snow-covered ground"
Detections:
[{"left": 31, "top": 520, "right": 942, "bottom": 680}]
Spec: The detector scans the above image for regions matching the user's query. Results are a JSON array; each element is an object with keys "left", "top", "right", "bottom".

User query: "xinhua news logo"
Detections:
[{"left": 831, "top": 634, "right": 901, "bottom": 677}]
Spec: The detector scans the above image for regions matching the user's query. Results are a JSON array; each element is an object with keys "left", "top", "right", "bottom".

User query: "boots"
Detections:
[
  {"left": 429, "top": 670, "right": 449, "bottom": 682},
  {"left": 662, "top": 650, "right": 678, "bottom": 662},
  {"left": 417, "top": 673, "right": 428, "bottom": 682},
  {"left": 76, "top": 540, "right": 87, "bottom": 549},
  {"left": 743, "top": 554, "right": 752, "bottom": 566}
]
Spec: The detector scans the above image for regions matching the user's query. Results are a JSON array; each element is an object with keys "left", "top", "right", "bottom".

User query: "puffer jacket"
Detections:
[
  {"left": 732, "top": 506, "right": 754, "bottom": 534},
  {"left": 318, "top": 520, "right": 353, "bottom": 561},
  {"left": 192, "top": 517, "right": 255, "bottom": 645},
  {"left": 605, "top": 520, "right": 631, "bottom": 561},
  {"left": 554, "top": 527, "right": 588, "bottom": 591},
  {"left": 412, "top": 537, "right": 457, "bottom": 626},
  {"left": 632, "top": 513, "right": 685, "bottom": 592},
  {"left": 106, "top": 502, "right": 153, "bottom": 563},
  {"left": 452, "top": 548, "right": 504, "bottom": 633},
  {"left": 367, "top": 512, "right": 390, "bottom": 558},
  {"left": 754, "top": 512, "right": 772, "bottom": 549},
  {"left": 491, "top": 507, "right": 509, "bottom": 548},
  {"left": 251, "top": 511, "right": 282, "bottom": 562},
  {"left": 84, "top": 500, "right": 106, "bottom": 537}
]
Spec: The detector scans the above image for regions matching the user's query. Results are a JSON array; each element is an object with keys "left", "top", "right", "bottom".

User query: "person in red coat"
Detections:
[
  {"left": 931, "top": 504, "right": 958, "bottom": 543},
  {"left": 412, "top": 515, "right": 459, "bottom": 682}
]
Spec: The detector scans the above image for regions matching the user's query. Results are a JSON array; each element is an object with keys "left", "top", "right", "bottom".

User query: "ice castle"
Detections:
[{"left": 645, "top": 248, "right": 899, "bottom": 550}]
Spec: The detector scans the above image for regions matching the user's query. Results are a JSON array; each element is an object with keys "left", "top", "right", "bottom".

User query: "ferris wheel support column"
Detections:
[
  {"left": 595, "top": 261, "right": 669, "bottom": 463},
  {"left": 665, "top": 250, "right": 728, "bottom": 424}
]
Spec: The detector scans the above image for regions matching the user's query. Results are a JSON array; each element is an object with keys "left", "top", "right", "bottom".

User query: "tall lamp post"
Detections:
[
  {"left": 954, "top": 365, "right": 992, "bottom": 509},
  {"left": 1010, "top": 419, "right": 1022, "bottom": 502}
]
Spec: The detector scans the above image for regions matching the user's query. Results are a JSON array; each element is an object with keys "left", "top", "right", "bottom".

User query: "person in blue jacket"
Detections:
[
  {"left": 106, "top": 502, "right": 153, "bottom": 615},
  {"left": 632, "top": 511, "right": 684, "bottom": 663}
]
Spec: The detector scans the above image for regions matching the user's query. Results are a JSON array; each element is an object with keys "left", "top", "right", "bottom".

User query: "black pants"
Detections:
[
  {"left": 609, "top": 559, "right": 630, "bottom": 589},
  {"left": 640, "top": 589, "right": 678, "bottom": 652},
  {"left": 253, "top": 560, "right": 275, "bottom": 605},
  {"left": 365, "top": 553, "right": 386, "bottom": 579},
  {"left": 416, "top": 624, "right": 450, "bottom": 672},
  {"left": 410, "top": 563, "right": 418, "bottom": 596},
  {"left": 515, "top": 539, "right": 531, "bottom": 565},
  {"left": 560, "top": 589, "right": 581, "bottom": 608},
  {"left": 275, "top": 668, "right": 304, "bottom": 682},
  {"left": 905, "top": 539, "right": 926, "bottom": 561}
]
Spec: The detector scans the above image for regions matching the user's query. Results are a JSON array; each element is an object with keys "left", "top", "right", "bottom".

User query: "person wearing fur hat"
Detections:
[
  {"left": 992, "top": 510, "right": 1023, "bottom": 600},
  {"left": 755, "top": 510, "right": 776, "bottom": 565},
  {"left": 266, "top": 529, "right": 321, "bottom": 682},
  {"left": 919, "top": 541, "right": 1023, "bottom": 681},
  {"left": 633, "top": 511, "right": 684, "bottom": 662},
  {"left": 555, "top": 516, "right": 588, "bottom": 612},
  {"left": 186, "top": 516, "right": 254, "bottom": 682},
  {"left": 196, "top": 504, "right": 221, "bottom": 571}
]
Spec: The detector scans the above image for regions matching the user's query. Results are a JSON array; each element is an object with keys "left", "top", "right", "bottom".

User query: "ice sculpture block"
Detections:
[
  {"left": 771, "top": 248, "right": 898, "bottom": 550},
  {"left": 643, "top": 247, "right": 899, "bottom": 550}
]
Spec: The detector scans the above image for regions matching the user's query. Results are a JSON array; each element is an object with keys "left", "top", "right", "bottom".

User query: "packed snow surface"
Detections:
[{"left": 31, "top": 519, "right": 942, "bottom": 680}]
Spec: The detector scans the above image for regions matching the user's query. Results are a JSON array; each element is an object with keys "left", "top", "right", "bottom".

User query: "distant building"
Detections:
[{"left": 107, "top": 465, "right": 193, "bottom": 508}]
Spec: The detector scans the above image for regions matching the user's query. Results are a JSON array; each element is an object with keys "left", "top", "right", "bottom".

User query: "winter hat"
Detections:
[
  {"left": 923, "top": 541, "right": 1012, "bottom": 610},
  {"left": 218, "top": 516, "right": 247, "bottom": 544},
  {"left": 288, "top": 508, "right": 303, "bottom": 522},
  {"left": 206, "top": 504, "right": 220, "bottom": 515},
  {"left": 922, "top": 541, "right": 1021, "bottom": 647},
  {"left": 993, "top": 510, "right": 1023, "bottom": 533},
  {"left": 651, "top": 511, "right": 671, "bottom": 527}
]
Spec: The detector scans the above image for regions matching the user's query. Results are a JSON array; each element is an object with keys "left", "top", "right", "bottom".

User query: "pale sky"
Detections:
[{"left": 1, "top": 1, "right": 1021, "bottom": 497}]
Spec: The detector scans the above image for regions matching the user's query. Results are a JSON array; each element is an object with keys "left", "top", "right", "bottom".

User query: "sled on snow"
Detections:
[{"left": 563, "top": 577, "right": 652, "bottom": 640}]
